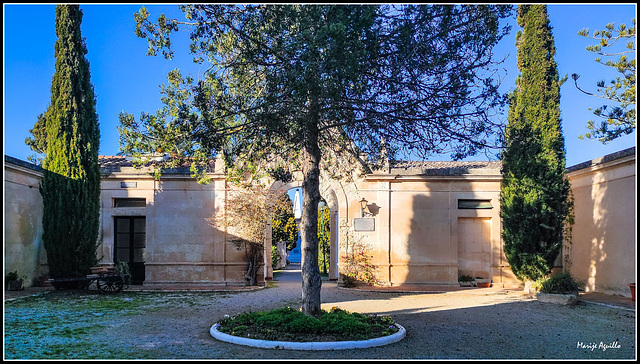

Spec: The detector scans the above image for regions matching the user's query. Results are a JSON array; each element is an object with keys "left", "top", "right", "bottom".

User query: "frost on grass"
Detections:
[{"left": 3, "top": 291, "right": 220, "bottom": 359}]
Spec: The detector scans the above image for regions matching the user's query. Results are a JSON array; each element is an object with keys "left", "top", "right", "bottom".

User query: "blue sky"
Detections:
[{"left": 3, "top": 4, "right": 637, "bottom": 168}]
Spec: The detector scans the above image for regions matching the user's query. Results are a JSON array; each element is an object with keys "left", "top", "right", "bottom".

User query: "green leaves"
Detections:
[
  {"left": 574, "top": 18, "right": 636, "bottom": 143},
  {"left": 272, "top": 193, "right": 299, "bottom": 252},
  {"left": 120, "top": 5, "right": 513, "bottom": 177},
  {"left": 501, "top": 5, "right": 572, "bottom": 282},
  {"left": 40, "top": 5, "right": 101, "bottom": 278}
]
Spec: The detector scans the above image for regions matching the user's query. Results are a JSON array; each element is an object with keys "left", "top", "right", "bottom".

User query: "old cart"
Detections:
[{"left": 49, "top": 266, "right": 128, "bottom": 293}]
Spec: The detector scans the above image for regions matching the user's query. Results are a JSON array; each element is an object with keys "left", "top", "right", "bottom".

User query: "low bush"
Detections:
[{"left": 538, "top": 272, "right": 583, "bottom": 294}]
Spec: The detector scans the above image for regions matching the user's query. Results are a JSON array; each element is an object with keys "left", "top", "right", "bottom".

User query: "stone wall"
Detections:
[
  {"left": 5, "top": 148, "right": 635, "bottom": 293},
  {"left": 98, "top": 160, "right": 255, "bottom": 287},
  {"left": 565, "top": 147, "right": 636, "bottom": 297},
  {"left": 356, "top": 166, "right": 520, "bottom": 288},
  {"left": 4, "top": 156, "right": 45, "bottom": 287}
]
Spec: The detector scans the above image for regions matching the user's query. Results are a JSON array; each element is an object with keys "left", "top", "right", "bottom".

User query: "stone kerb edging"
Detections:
[{"left": 210, "top": 323, "right": 406, "bottom": 350}]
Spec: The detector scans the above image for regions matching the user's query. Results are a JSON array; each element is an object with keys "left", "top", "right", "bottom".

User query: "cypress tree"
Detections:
[
  {"left": 500, "top": 5, "right": 572, "bottom": 282},
  {"left": 40, "top": 5, "right": 101, "bottom": 279}
]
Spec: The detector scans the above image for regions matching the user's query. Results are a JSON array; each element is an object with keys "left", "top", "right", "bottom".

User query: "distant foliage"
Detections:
[
  {"left": 318, "top": 207, "right": 330, "bottom": 274},
  {"left": 40, "top": 5, "right": 101, "bottom": 278},
  {"left": 25, "top": 113, "right": 47, "bottom": 165},
  {"left": 271, "top": 245, "right": 281, "bottom": 270},
  {"left": 500, "top": 5, "right": 573, "bottom": 282},
  {"left": 272, "top": 193, "right": 299, "bottom": 252}
]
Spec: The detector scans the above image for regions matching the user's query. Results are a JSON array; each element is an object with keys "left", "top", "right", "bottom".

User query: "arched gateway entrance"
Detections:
[{"left": 265, "top": 178, "right": 350, "bottom": 282}]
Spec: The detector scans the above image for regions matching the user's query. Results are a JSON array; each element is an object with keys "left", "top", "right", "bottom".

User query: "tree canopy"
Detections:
[
  {"left": 119, "top": 4, "right": 512, "bottom": 316},
  {"left": 572, "top": 18, "right": 636, "bottom": 143}
]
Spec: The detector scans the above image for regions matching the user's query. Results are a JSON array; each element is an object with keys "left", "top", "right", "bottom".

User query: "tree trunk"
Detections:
[
  {"left": 245, "top": 242, "right": 262, "bottom": 286},
  {"left": 300, "top": 121, "right": 323, "bottom": 317}
]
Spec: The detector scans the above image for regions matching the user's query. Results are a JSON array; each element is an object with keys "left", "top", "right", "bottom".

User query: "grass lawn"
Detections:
[{"left": 3, "top": 290, "right": 220, "bottom": 359}]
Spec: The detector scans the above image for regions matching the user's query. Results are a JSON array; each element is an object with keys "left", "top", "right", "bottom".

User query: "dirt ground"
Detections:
[{"left": 4, "top": 264, "right": 636, "bottom": 360}]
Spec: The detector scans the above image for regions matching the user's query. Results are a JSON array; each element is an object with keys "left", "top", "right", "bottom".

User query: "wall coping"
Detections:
[
  {"left": 566, "top": 146, "right": 636, "bottom": 174},
  {"left": 7, "top": 146, "right": 635, "bottom": 182},
  {"left": 4, "top": 155, "right": 43, "bottom": 175}
]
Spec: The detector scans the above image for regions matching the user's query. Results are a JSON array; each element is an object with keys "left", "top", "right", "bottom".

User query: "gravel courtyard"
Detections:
[{"left": 4, "top": 264, "right": 636, "bottom": 360}]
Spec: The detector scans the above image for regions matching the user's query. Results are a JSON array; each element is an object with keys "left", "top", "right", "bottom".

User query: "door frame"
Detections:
[{"left": 114, "top": 216, "right": 146, "bottom": 284}]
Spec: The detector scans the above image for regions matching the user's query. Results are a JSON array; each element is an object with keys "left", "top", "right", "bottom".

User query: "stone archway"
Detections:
[{"left": 266, "top": 178, "right": 348, "bottom": 281}]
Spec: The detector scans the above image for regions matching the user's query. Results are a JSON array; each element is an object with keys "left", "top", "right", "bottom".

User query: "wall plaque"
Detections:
[
  {"left": 121, "top": 182, "right": 137, "bottom": 188},
  {"left": 353, "top": 217, "right": 375, "bottom": 231}
]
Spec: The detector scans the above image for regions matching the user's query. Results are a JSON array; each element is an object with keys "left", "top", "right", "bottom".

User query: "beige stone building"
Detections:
[
  {"left": 564, "top": 147, "right": 636, "bottom": 296},
  {"left": 4, "top": 147, "right": 636, "bottom": 296},
  {"left": 4, "top": 156, "right": 45, "bottom": 286},
  {"left": 305, "top": 160, "right": 520, "bottom": 287}
]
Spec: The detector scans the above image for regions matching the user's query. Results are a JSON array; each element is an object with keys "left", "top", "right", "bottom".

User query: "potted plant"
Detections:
[
  {"left": 458, "top": 274, "right": 475, "bottom": 287},
  {"left": 536, "top": 272, "right": 583, "bottom": 305},
  {"left": 6, "top": 271, "right": 25, "bottom": 291},
  {"left": 475, "top": 277, "right": 492, "bottom": 288}
]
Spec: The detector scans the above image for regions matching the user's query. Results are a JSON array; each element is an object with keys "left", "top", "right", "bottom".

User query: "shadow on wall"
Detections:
[
  {"left": 394, "top": 193, "right": 456, "bottom": 285},
  {"left": 399, "top": 192, "right": 499, "bottom": 286},
  {"left": 569, "top": 169, "right": 635, "bottom": 296}
]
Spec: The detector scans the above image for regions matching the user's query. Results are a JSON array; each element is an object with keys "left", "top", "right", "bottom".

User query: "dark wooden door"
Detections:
[{"left": 114, "top": 217, "right": 146, "bottom": 284}]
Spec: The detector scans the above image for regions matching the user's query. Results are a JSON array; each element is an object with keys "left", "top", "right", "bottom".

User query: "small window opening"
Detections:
[
  {"left": 458, "top": 199, "right": 492, "bottom": 209},
  {"left": 114, "top": 198, "right": 146, "bottom": 208}
]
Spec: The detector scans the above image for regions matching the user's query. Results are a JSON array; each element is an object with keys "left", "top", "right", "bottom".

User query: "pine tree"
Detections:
[
  {"left": 500, "top": 5, "right": 572, "bottom": 282},
  {"left": 40, "top": 5, "right": 101, "bottom": 279},
  {"left": 572, "top": 18, "right": 636, "bottom": 143},
  {"left": 121, "top": 4, "right": 512, "bottom": 316}
]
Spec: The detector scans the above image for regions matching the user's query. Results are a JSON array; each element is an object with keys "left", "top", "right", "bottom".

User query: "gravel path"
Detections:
[{"left": 4, "top": 263, "right": 636, "bottom": 359}]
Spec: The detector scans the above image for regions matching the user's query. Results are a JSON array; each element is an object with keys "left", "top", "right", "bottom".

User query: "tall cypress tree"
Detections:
[
  {"left": 500, "top": 5, "right": 572, "bottom": 282},
  {"left": 40, "top": 5, "right": 101, "bottom": 279}
]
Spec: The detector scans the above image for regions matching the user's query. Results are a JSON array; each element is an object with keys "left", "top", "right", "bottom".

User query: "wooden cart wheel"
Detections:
[{"left": 96, "top": 273, "right": 124, "bottom": 293}]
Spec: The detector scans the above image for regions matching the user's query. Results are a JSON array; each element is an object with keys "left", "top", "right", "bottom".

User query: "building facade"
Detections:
[
  {"left": 564, "top": 147, "right": 636, "bottom": 296},
  {"left": 4, "top": 147, "right": 636, "bottom": 295}
]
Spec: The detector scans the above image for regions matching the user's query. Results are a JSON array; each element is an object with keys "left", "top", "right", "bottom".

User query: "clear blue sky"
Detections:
[{"left": 3, "top": 4, "right": 637, "bottom": 168}]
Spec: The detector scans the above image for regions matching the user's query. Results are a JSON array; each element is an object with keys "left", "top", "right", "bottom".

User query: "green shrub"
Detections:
[
  {"left": 539, "top": 273, "right": 583, "bottom": 294},
  {"left": 340, "top": 273, "right": 358, "bottom": 288},
  {"left": 271, "top": 245, "right": 281, "bottom": 269},
  {"left": 499, "top": 5, "right": 573, "bottom": 282},
  {"left": 217, "top": 306, "right": 398, "bottom": 342}
]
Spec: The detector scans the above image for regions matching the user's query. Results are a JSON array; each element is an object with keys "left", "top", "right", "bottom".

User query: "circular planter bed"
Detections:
[
  {"left": 210, "top": 323, "right": 405, "bottom": 350},
  {"left": 210, "top": 307, "right": 406, "bottom": 350},
  {"left": 536, "top": 292, "right": 579, "bottom": 305}
]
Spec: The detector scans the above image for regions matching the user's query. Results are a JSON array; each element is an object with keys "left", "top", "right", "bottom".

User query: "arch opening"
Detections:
[{"left": 265, "top": 179, "right": 342, "bottom": 281}]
